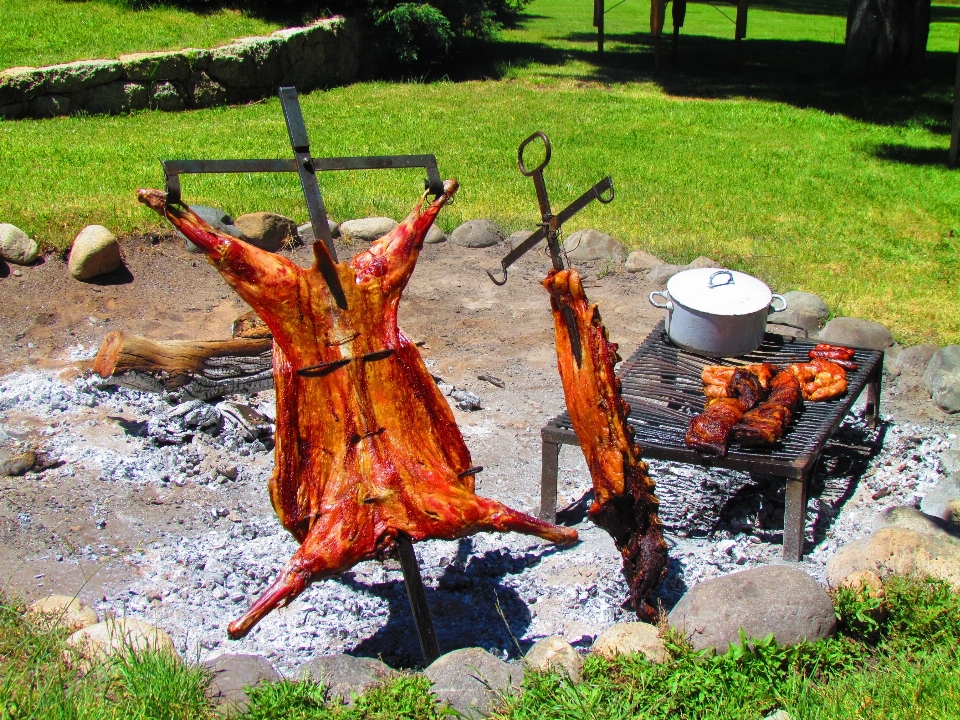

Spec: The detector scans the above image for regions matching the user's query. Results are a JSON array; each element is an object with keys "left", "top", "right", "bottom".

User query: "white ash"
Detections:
[{"left": 0, "top": 370, "right": 954, "bottom": 671}]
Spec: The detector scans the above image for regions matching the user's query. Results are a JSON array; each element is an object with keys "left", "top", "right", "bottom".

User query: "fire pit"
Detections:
[{"left": 539, "top": 321, "right": 883, "bottom": 561}]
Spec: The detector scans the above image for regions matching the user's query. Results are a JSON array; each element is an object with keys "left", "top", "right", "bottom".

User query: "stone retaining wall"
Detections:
[{"left": 0, "top": 17, "right": 361, "bottom": 120}]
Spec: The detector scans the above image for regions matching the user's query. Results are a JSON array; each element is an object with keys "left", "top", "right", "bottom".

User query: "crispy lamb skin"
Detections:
[
  {"left": 138, "top": 183, "right": 578, "bottom": 639},
  {"left": 543, "top": 269, "right": 667, "bottom": 621}
]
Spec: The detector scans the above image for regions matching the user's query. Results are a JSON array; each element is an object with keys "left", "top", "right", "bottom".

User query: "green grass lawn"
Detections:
[
  {"left": 0, "top": 0, "right": 958, "bottom": 345},
  {"left": 2, "top": 576, "right": 959, "bottom": 718},
  {"left": 0, "top": 0, "right": 282, "bottom": 69}
]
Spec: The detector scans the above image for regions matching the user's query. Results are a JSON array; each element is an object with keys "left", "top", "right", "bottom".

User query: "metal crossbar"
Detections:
[{"left": 540, "top": 321, "right": 883, "bottom": 561}]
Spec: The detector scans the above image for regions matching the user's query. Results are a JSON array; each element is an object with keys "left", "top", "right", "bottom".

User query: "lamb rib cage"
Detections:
[{"left": 138, "top": 182, "right": 577, "bottom": 640}]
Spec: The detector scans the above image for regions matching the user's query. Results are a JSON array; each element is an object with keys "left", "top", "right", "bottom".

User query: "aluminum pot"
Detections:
[{"left": 648, "top": 268, "right": 787, "bottom": 357}]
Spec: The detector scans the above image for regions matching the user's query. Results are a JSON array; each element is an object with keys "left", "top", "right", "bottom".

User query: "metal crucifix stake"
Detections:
[{"left": 487, "top": 131, "right": 614, "bottom": 366}]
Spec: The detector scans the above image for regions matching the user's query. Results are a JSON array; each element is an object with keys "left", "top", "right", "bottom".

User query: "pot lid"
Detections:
[{"left": 666, "top": 268, "right": 772, "bottom": 316}]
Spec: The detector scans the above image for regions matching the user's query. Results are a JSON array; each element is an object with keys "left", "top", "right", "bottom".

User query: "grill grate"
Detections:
[{"left": 544, "top": 321, "right": 884, "bottom": 479}]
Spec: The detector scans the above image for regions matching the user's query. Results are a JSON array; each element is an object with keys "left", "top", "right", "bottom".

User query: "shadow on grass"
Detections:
[
  {"left": 873, "top": 143, "right": 952, "bottom": 165},
  {"left": 449, "top": 28, "right": 959, "bottom": 133}
]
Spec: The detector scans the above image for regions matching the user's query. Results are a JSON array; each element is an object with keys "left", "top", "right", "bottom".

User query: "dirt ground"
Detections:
[{"left": 0, "top": 226, "right": 954, "bottom": 660}]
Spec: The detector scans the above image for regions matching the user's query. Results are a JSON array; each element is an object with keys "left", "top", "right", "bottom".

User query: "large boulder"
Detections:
[
  {"left": 668, "top": 565, "right": 837, "bottom": 652},
  {"left": 781, "top": 291, "right": 829, "bottom": 322},
  {"left": 26, "top": 595, "right": 98, "bottom": 633},
  {"left": 339, "top": 217, "right": 397, "bottom": 243},
  {"left": 66, "top": 618, "right": 179, "bottom": 667},
  {"left": 817, "top": 317, "right": 894, "bottom": 350},
  {"left": 647, "top": 263, "right": 687, "bottom": 286},
  {"left": 190, "top": 71, "right": 227, "bottom": 109},
  {"left": 0, "top": 67, "right": 45, "bottom": 106},
  {"left": 425, "top": 224, "right": 446, "bottom": 244},
  {"left": 149, "top": 81, "right": 185, "bottom": 112},
  {"left": 562, "top": 229, "right": 626, "bottom": 263},
  {"left": 298, "top": 654, "right": 392, "bottom": 705},
  {"left": 68, "top": 225, "right": 121, "bottom": 280},
  {"left": 178, "top": 205, "right": 243, "bottom": 252},
  {"left": 872, "top": 505, "right": 958, "bottom": 538},
  {"left": 45, "top": 60, "right": 122, "bottom": 93},
  {"left": 425, "top": 647, "right": 520, "bottom": 719},
  {"left": 922, "top": 346, "right": 960, "bottom": 413},
  {"left": 85, "top": 81, "right": 149, "bottom": 115},
  {"left": 31, "top": 94, "right": 71, "bottom": 118},
  {"left": 297, "top": 219, "right": 340, "bottom": 244},
  {"left": 204, "top": 653, "right": 280, "bottom": 715},
  {"left": 826, "top": 527, "right": 960, "bottom": 590},
  {"left": 525, "top": 636, "right": 582, "bottom": 681},
  {"left": 625, "top": 249, "right": 664, "bottom": 273},
  {"left": 450, "top": 220, "right": 505, "bottom": 249},
  {"left": 0, "top": 223, "right": 38, "bottom": 265},
  {"left": 921, "top": 474, "right": 960, "bottom": 523},
  {"left": 891, "top": 343, "right": 938, "bottom": 376},
  {"left": 592, "top": 622, "right": 667, "bottom": 663},
  {"left": 232, "top": 212, "right": 298, "bottom": 252},
  {"left": 508, "top": 230, "right": 536, "bottom": 251}
]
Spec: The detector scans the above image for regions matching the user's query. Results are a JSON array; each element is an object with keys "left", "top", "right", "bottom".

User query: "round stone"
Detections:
[
  {"left": 592, "top": 622, "right": 667, "bottom": 663},
  {"left": 0, "top": 223, "right": 39, "bottom": 265},
  {"left": 525, "top": 636, "right": 583, "bottom": 681},
  {"left": 68, "top": 225, "right": 121, "bottom": 280}
]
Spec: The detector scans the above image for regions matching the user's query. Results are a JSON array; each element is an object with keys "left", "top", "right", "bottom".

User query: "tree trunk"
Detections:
[
  {"left": 93, "top": 331, "right": 274, "bottom": 400},
  {"left": 844, "top": 0, "right": 931, "bottom": 77}
]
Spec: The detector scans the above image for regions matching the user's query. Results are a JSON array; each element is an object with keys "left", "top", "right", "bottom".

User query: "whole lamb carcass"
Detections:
[{"left": 138, "top": 180, "right": 577, "bottom": 639}]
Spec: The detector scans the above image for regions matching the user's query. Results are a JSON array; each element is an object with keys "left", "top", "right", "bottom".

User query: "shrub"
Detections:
[{"left": 111, "top": 0, "right": 531, "bottom": 72}]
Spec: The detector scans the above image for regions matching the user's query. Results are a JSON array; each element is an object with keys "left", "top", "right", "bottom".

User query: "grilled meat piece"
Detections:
[
  {"left": 730, "top": 370, "right": 803, "bottom": 446},
  {"left": 787, "top": 358, "right": 848, "bottom": 401},
  {"left": 686, "top": 364, "right": 774, "bottom": 456},
  {"left": 686, "top": 397, "right": 750, "bottom": 456},
  {"left": 702, "top": 363, "right": 778, "bottom": 398},
  {"left": 543, "top": 269, "right": 667, "bottom": 622},
  {"left": 139, "top": 183, "right": 578, "bottom": 640},
  {"left": 809, "top": 344, "right": 857, "bottom": 370}
]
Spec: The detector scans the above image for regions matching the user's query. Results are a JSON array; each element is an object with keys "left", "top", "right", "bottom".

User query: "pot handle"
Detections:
[
  {"left": 649, "top": 290, "right": 673, "bottom": 310},
  {"left": 707, "top": 270, "right": 735, "bottom": 288},
  {"left": 769, "top": 294, "right": 788, "bottom": 313}
]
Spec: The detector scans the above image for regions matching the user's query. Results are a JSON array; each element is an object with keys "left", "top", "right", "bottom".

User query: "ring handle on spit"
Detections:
[
  {"left": 486, "top": 131, "right": 615, "bottom": 287},
  {"left": 487, "top": 131, "right": 615, "bottom": 367}
]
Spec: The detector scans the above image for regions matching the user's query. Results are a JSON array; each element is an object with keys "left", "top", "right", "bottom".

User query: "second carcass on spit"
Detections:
[
  {"left": 543, "top": 269, "right": 668, "bottom": 621},
  {"left": 138, "top": 179, "right": 578, "bottom": 640}
]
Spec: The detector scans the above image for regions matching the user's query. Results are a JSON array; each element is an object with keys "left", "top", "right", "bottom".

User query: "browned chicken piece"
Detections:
[
  {"left": 730, "top": 370, "right": 803, "bottom": 446},
  {"left": 543, "top": 269, "right": 667, "bottom": 622},
  {"left": 787, "top": 358, "right": 848, "bottom": 402},
  {"left": 138, "top": 182, "right": 578, "bottom": 640},
  {"left": 702, "top": 363, "right": 778, "bottom": 398}
]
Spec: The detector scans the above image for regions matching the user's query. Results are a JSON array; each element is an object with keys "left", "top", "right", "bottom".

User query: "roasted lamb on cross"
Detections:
[
  {"left": 138, "top": 181, "right": 577, "bottom": 639},
  {"left": 543, "top": 269, "right": 668, "bottom": 621}
]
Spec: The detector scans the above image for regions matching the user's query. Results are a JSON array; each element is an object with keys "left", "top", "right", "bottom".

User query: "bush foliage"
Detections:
[{"left": 116, "top": 0, "right": 530, "bottom": 71}]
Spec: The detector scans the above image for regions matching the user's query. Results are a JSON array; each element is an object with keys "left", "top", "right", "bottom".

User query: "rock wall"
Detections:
[{"left": 0, "top": 17, "right": 361, "bottom": 120}]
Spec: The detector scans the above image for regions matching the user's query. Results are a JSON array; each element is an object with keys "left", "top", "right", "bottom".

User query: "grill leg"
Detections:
[
  {"left": 540, "top": 439, "right": 561, "bottom": 524},
  {"left": 783, "top": 473, "right": 809, "bottom": 562},
  {"left": 864, "top": 363, "right": 882, "bottom": 428}
]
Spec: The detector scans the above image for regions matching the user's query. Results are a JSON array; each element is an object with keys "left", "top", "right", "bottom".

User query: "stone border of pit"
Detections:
[{"left": 0, "top": 17, "right": 361, "bottom": 120}]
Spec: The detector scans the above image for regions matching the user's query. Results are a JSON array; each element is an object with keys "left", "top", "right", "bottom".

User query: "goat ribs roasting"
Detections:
[
  {"left": 138, "top": 182, "right": 577, "bottom": 639},
  {"left": 543, "top": 269, "right": 668, "bottom": 621}
]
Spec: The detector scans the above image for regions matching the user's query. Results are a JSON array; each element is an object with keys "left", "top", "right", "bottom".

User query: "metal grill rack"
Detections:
[{"left": 540, "top": 321, "right": 883, "bottom": 561}]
